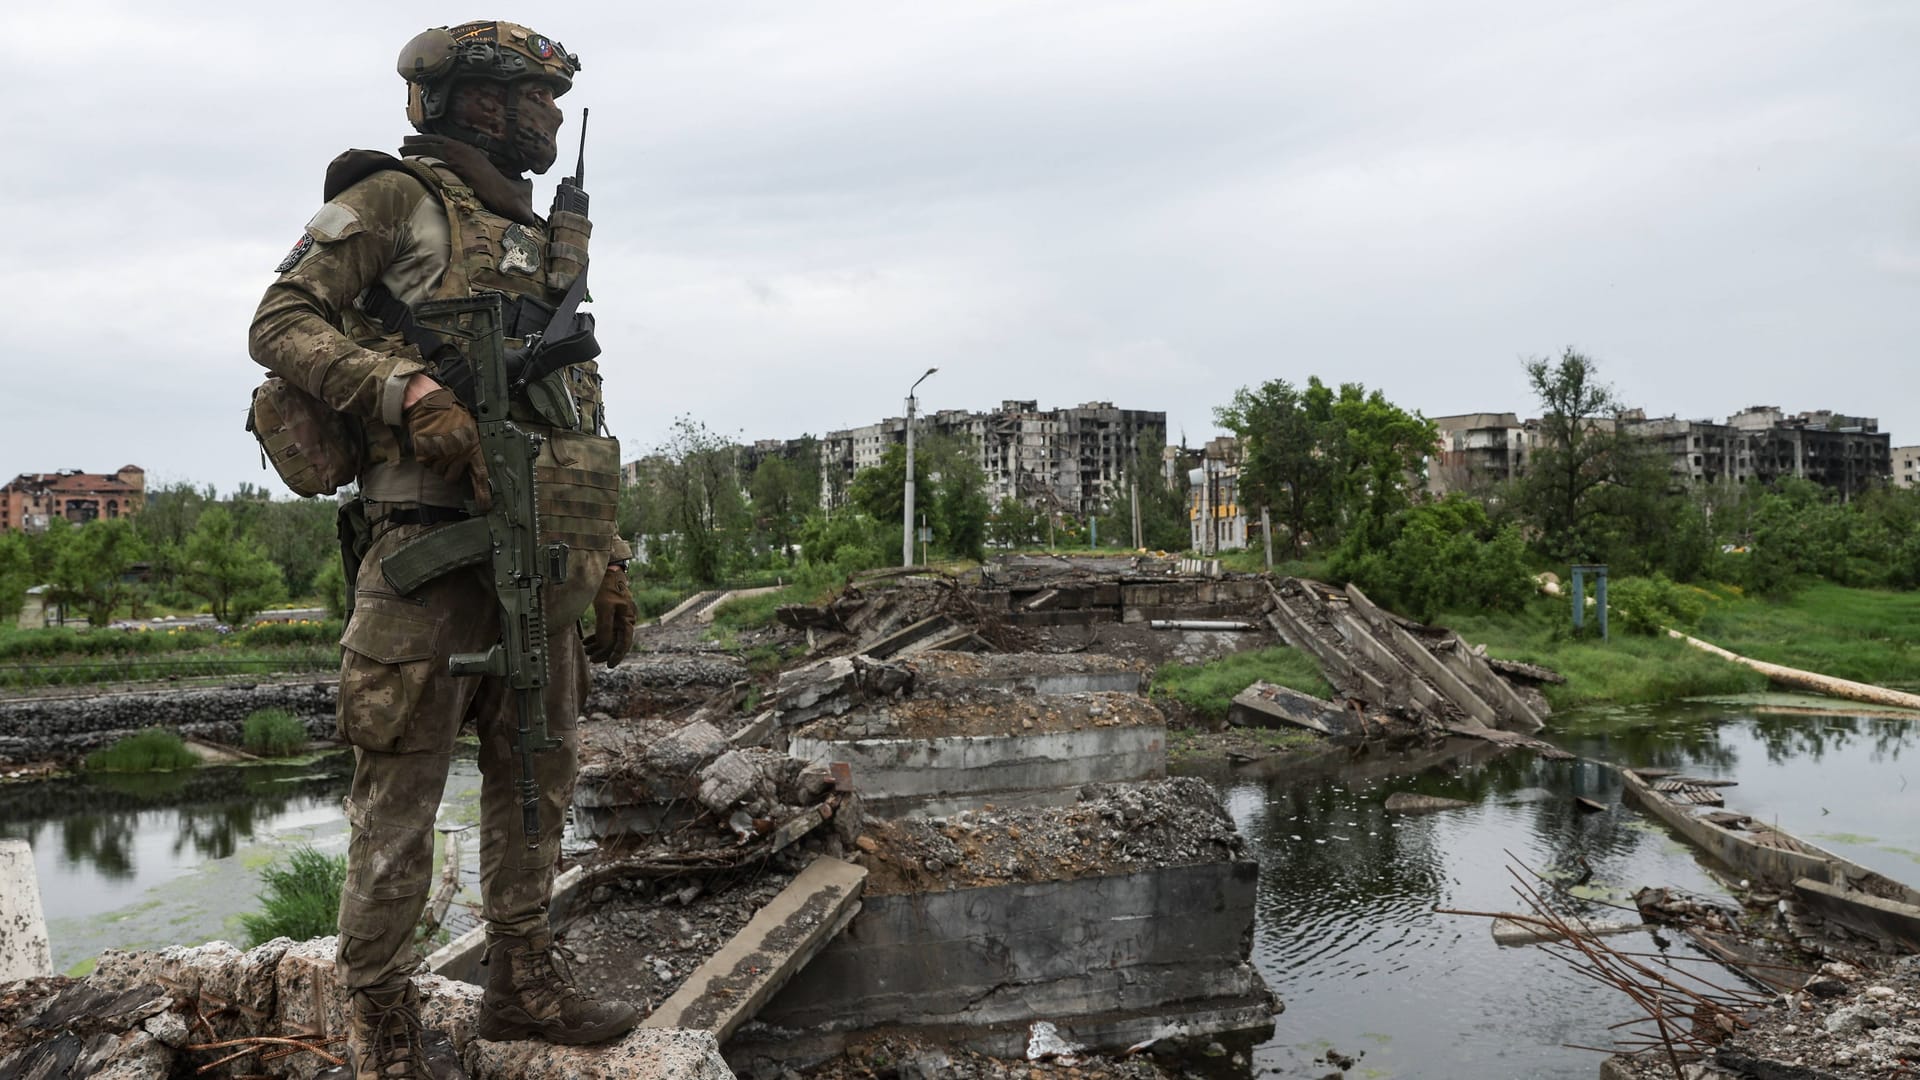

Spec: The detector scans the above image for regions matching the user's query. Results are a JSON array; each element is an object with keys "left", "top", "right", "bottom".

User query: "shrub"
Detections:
[
  {"left": 243, "top": 708, "right": 308, "bottom": 756},
  {"left": 1605, "top": 574, "right": 1709, "bottom": 636},
  {"left": 235, "top": 620, "right": 343, "bottom": 648},
  {"left": 84, "top": 729, "right": 199, "bottom": 772},
  {"left": 1331, "top": 496, "right": 1534, "bottom": 622},
  {"left": 240, "top": 845, "right": 347, "bottom": 947}
]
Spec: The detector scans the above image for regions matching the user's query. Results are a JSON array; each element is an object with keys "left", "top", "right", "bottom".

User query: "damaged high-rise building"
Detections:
[
  {"left": 1427, "top": 406, "right": 1892, "bottom": 500},
  {"left": 747, "top": 401, "right": 1168, "bottom": 518}
]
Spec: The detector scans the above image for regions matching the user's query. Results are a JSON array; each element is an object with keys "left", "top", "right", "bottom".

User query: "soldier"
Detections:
[{"left": 248, "top": 20, "right": 638, "bottom": 1078}]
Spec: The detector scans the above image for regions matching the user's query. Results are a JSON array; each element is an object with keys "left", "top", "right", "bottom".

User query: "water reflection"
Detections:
[
  {"left": 1216, "top": 701, "right": 1920, "bottom": 1079},
  {"left": 0, "top": 756, "right": 353, "bottom": 918}
]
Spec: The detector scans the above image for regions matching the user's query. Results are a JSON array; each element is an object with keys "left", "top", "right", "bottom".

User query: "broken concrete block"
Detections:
[
  {"left": 1227, "top": 682, "right": 1348, "bottom": 735},
  {"left": 273, "top": 935, "right": 347, "bottom": 1047},
  {"left": 464, "top": 1027, "right": 733, "bottom": 1079},
  {"left": 643, "top": 856, "right": 867, "bottom": 1043},
  {"left": 647, "top": 720, "right": 730, "bottom": 777},
  {"left": 697, "top": 750, "right": 761, "bottom": 813},
  {"left": 1383, "top": 793, "right": 1473, "bottom": 814}
]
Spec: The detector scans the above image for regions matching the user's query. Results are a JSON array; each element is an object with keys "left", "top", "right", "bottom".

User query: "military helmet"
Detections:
[{"left": 398, "top": 20, "right": 580, "bottom": 128}]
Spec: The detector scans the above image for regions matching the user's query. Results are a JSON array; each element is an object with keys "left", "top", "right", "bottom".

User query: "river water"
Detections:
[
  {"left": 1, "top": 695, "right": 1914, "bottom": 1078},
  {"left": 0, "top": 752, "right": 484, "bottom": 974},
  {"left": 1211, "top": 695, "right": 1920, "bottom": 1079}
]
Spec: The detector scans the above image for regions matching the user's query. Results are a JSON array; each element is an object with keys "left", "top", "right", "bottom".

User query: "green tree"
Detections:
[
  {"left": 847, "top": 443, "right": 928, "bottom": 534},
  {"left": 1095, "top": 458, "right": 1191, "bottom": 552},
  {"left": 989, "top": 497, "right": 1043, "bottom": 549},
  {"left": 930, "top": 454, "right": 990, "bottom": 561},
  {"left": 250, "top": 498, "right": 338, "bottom": 598},
  {"left": 655, "top": 417, "right": 748, "bottom": 585},
  {"left": 181, "top": 506, "right": 287, "bottom": 624},
  {"left": 1214, "top": 379, "right": 1328, "bottom": 556},
  {"left": 749, "top": 455, "right": 817, "bottom": 565},
  {"left": 48, "top": 518, "right": 147, "bottom": 627},
  {"left": 0, "top": 531, "right": 32, "bottom": 621},
  {"left": 1514, "top": 348, "right": 1633, "bottom": 562}
]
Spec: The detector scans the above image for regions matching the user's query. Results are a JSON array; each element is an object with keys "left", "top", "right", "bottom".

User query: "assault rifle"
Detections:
[{"left": 407, "top": 293, "right": 568, "bottom": 847}]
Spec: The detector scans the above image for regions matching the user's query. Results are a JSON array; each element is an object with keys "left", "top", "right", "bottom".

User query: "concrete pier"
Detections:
[{"left": 0, "top": 839, "right": 51, "bottom": 983}]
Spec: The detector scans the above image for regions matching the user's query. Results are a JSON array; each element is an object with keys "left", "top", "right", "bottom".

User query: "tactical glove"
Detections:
[
  {"left": 405, "top": 388, "right": 493, "bottom": 511},
  {"left": 584, "top": 564, "right": 637, "bottom": 668}
]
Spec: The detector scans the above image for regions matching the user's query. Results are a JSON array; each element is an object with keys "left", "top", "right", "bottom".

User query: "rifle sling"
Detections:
[{"left": 380, "top": 516, "right": 494, "bottom": 595}]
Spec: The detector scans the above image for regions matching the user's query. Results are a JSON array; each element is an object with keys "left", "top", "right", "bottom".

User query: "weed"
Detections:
[
  {"left": 242, "top": 708, "right": 308, "bottom": 757},
  {"left": 1150, "top": 647, "right": 1333, "bottom": 724},
  {"left": 84, "top": 729, "right": 200, "bottom": 773},
  {"left": 240, "top": 845, "right": 347, "bottom": 947}
]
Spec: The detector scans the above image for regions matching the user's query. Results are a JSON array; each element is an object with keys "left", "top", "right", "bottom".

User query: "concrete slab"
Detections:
[
  {"left": 0, "top": 839, "right": 51, "bottom": 982},
  {"left": 642, "top": 857, "right": 866, "bottom": 1043},
  {"left": 790, "top": 726, "right": 1165, "bottom": 817},
  {"left": 750, "top": 861, "right": 1264, "bottom": 1036},
  {"left": 1228, "top": 681, "right": 1348, "bottom": 735}
]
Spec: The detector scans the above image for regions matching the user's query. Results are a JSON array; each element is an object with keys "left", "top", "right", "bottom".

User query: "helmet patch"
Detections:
[
  {"left": 532, "top": 36, "right": 554, "bottom": 59},
  {"left": 275, "top": 233, "right": 315, "bottom": 274}
]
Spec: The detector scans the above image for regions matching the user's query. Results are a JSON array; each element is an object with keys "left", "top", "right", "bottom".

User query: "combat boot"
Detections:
[
  {"left": 319, "top": 983, "right": 468, "bottom": 1080},
  {"left": 476, "top": 931, "right": 638, "bottom": 1045}
]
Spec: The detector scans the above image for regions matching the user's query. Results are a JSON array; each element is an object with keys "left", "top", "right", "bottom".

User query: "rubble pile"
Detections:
[
  {"left": 798, "top": 689, "right": 1162, "bottom": 741},
  {"left": 0, "top": 938, "right": 733, "bottom": 1079},
  {"left": 574, "top": 711, "right": 862, "bottom": 862},
  {"left": 794, "top": 1031, "right": 1183, "bottom": 1079},
  {"left": 853, "top": 778, "right": 1245, "bottom": 896},
  {"left": 564, "top": 871, "right": 797, "bottom": 1018}
]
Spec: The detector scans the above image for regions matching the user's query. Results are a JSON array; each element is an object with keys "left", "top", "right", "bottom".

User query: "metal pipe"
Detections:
[{"left": 1148, "top": 619, "right": 1258, "bottom": 631}]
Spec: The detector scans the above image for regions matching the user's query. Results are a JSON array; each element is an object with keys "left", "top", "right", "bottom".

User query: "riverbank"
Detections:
[{"left": 1443, "top": 583, "right": 1920, "bottom": 712}]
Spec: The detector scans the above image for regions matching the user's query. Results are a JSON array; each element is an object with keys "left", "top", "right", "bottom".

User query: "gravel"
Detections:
[{"left": 855, "top": 777, "right": 1246, "bottom": 896}]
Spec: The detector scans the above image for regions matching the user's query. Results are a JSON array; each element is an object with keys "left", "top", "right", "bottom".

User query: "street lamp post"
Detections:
[{"left": 903, "top": 367, "right": 938, "bottom": 567}]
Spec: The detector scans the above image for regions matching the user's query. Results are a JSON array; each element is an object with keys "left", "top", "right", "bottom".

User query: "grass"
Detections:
[
  {"left": 1150, "top": 646, "right": 1334, "bottom": 724},
  {"left": 84, "top": 729, "right": 201, "bottom": 773},
  {"left": 1445, "top": 601, "right": 1768, "bottom": 710},
  {"left": 242, "top": 708, "right": 308, "bottom": 756},
  {"left": 240, "top": 845, "right": 347, "bottom": 947},
  {"left": 1693, "top": 582, "right": 1920, "bottom": 691}
]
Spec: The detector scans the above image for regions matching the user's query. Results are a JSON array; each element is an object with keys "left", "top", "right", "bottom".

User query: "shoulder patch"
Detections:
[
  {"left": 275, "top": 233, "right": 315, "bottom": 274},
  {"left": 305, "top": 201, "right": 363, "bottom": 243}
]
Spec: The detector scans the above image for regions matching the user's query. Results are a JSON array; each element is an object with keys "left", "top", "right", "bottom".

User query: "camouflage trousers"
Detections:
[{"left": 334, "top": 517, "right": 589, "bottom": 994}]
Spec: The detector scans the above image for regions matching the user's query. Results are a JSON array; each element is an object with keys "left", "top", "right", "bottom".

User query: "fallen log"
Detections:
[{"left": 1669, "top": 631, "right": 1920, "bottom": 712}]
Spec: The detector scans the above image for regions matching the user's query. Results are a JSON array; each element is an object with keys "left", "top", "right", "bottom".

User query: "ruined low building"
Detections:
[
  {"left": 1894, "top": 446, "right": 1920, "bottom": 490},
  {"left": 1425, "top": 406, "right": 1893, "bottom": 500},
  {"left": 1188, "top": 436, "right": 1249, "bottom": 554},
  {"left": 0, "top": 465, "right": 145, "bottom": 532}
]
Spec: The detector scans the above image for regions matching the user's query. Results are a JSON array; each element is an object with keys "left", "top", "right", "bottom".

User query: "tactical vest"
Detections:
[{"left": 351, "top": 158, "right": 621, "bottom": 621}]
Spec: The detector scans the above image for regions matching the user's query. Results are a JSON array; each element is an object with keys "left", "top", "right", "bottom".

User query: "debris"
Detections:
[
  {"left": 1384, "top": 792, "right": 1472, "bottom": 814},
  {"left": 1028, "top": 1020, "right": 1085, "bottom": 1061}
]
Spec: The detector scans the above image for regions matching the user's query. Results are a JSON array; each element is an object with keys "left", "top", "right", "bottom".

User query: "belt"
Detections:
[{"left": 377, "top": 505, "right": 472, "bottom": 527}]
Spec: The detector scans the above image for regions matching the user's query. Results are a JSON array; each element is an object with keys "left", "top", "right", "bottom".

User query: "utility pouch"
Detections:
[
  {"left": 381, "top": 516, "right": 493, "bottom": 595},
  {"left": 247, "top": 376, "right": 361, "bottom": 497},
  {"left": 336, "top": 499, "right": 372, "bottom": 619}
]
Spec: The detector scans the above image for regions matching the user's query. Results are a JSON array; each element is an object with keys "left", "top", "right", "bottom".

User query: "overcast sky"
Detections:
[{"left": 6, "top": 1, "right": 1915, "bottom": 496}]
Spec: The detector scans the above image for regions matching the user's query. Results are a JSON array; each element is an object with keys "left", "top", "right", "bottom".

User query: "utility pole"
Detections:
[
  {"left": 1261, "top": 506, "right": 1273, "bottom": 569},
  {"left": 902, "top": 367, "right": 938, "bottom": 567},
  {"left": 1130, "top": 482, "right": 1142, "bottom": 549}
]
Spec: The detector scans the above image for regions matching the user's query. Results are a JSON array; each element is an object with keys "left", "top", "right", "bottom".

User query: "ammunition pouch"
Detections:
[
  {"left": 246, "top": 376, "right": 362, "bottom": 497},
  {"left": 380, "top": 516, "right": 492, "bottom": 595}
]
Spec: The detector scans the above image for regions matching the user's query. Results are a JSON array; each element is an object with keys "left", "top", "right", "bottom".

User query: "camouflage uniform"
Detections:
[{"left": 247, "top": 20, "right": 629, "bottom": 1037}]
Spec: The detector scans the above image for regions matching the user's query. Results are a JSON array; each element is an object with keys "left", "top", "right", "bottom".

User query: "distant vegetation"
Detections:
[
  {"left": 84, "top": 729, "right": 199, "bottom": 773},
  {"left": 242, "top": 708, "right": 308, "bottom": 757}
]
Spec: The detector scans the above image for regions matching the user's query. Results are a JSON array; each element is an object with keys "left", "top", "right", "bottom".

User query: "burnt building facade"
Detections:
[{"left": 0, "top": 466, "right": 146, "bottom": 532}]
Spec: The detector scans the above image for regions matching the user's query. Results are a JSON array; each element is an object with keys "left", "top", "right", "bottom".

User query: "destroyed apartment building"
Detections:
[
  {"left": 0, "top": 554, "right": 1591, "bottom": 1078},
  {"left": 741, "top": 399, "right": 1168, "bottom": 518}
]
